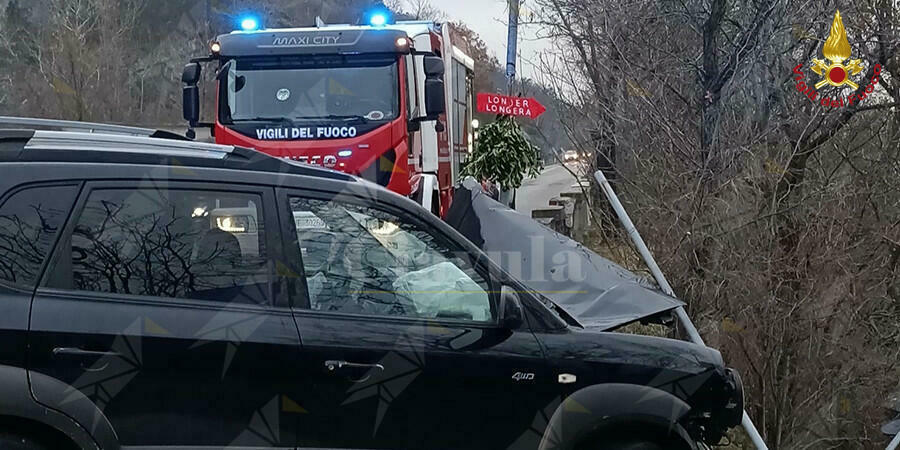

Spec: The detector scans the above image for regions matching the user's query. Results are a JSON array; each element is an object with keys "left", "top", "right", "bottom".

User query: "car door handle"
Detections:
[
  {"left": 52, "top": 347, "right": 121, "bottom": 358},
  {"left": 324, "top": 360, "right": 385, "bottom": 372}
]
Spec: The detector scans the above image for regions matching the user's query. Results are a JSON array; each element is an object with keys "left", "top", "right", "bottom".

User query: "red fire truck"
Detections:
[{"left": 181, "top": 17, "right": 475, "bottom": 217}]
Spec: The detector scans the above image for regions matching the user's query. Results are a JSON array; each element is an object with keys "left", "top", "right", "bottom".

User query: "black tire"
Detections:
[{"left": 0, "top": 432, "right": 51, "bottom": 450}]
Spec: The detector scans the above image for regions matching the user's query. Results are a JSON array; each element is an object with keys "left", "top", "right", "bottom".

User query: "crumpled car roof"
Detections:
[{"left": 445, "top": 178, "right": 684, "bottom": 331}]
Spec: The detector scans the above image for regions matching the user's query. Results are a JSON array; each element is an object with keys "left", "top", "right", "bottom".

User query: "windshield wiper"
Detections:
[
  {"left": 296, "top": 114, "right": 369, "bottom": 123},
  {"left": 235, "top": 116, "right": 296, "bottom": 125},
  {"left": 328, "top": 114, "right": 369, "bottom": 122},
  {"left": 240, "top": 114, "right": 373, "bottom": 124}
]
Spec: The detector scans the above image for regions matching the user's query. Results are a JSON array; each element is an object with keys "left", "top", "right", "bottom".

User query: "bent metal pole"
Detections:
[
  {"left": 593, "top": 170, "right": 769, "bottom": 450},
  {"left": 887, "top": 430, "right": 900, "bottom": 450}
]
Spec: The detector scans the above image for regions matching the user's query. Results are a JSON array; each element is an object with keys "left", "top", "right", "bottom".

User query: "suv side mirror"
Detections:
[
  {"left": 425, "top": 79, "right": 445, "bottom": 117},
  {"left": 499, "top": 285, "right": 524, "bottom": 330}
]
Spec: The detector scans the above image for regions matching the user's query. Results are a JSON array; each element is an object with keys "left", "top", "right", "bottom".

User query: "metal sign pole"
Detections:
[
  {"left": 593, "top": 170, "right": 769, "bottom": 450},
  {"left": 506, "top": 0, "right": 520, "bottom": 94}
]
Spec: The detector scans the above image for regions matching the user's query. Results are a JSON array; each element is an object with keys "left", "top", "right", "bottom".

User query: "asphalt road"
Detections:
[{"left": 516, "top": 163, "right": 582, "bottom": 217}]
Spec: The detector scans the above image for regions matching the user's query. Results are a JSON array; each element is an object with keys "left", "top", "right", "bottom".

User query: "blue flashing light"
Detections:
[
  {"left": 369, "top": 13, "right": 388, "bottom": 26},
  {"left": 364, "top": 7, "right": 392, "bottom": 27},
  {"left": 239, "top": 16, "right": 260, "bottom": 31}
]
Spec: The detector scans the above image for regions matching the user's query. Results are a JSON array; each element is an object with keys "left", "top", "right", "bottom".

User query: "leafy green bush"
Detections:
[{"left": 462, "top": 115, "right": 542, "bottom": 189}]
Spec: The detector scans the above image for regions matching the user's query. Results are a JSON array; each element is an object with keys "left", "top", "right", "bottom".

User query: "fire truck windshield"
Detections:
[{"left": 221, "top": 55, "right": 400, "bottom": 124}]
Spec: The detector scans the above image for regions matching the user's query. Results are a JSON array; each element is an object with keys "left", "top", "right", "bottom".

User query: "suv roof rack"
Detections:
[
  {"left": 0, "top": 128, "right": 356, "bottom": 182},
  {"left": 25, "top": 130, "right": 234, "bottom": 160},
  {"left": 0, "top": 116, "right": 190, "bottom": 140}
]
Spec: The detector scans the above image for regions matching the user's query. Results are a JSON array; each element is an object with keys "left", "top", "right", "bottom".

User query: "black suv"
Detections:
[{"left": 0, "top": 120, "right": 742, "bottom": 450}]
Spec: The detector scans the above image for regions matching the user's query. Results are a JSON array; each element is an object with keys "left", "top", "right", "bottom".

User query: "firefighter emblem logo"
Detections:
[
  {"left": 791, "top": 9, "right": 880, "bottom": 109},
  {"left": 810, "top": 10, "right": 864, "bottom": 89}
]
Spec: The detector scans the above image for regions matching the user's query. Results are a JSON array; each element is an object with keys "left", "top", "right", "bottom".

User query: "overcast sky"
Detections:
[{"left": 435, "top": 0, "right": 547, "bottom": 81}]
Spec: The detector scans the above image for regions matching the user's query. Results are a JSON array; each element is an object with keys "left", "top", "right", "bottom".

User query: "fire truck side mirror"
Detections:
[
  {"left": 183, "top": 86, "right": 200, "bottom": 124},
  {"left": 182, "top": 63, "right": 202, "bottom": 85},
  {"left": 423, "top": 56, "right": 444, "bottom": 78},
  {"left": 424, "top": 79, "right": 445, "bottom": 117},
  {"left": 182, "top": 63, "right": 201, "bottom": 126}
]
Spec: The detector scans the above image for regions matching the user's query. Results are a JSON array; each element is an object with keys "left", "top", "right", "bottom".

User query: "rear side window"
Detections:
[
  {"left": 0, "top": 185, "right": 78, "bottom": 288},
  {"left": 46, "top": 188, "right": 271, "bottom": 305}
]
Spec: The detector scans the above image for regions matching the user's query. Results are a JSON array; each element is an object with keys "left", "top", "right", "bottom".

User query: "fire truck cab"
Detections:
[{"left": 182, "top": 19, "right": 475, "bottom": 217}]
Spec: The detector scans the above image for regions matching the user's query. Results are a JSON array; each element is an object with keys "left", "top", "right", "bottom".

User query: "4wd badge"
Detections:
[{"left": 512, "top": 372, "right": 535, "bottom": 382}]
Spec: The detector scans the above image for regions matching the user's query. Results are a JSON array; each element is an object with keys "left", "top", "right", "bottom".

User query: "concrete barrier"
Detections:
[
  {"left": 531, "top": 204, "right": 568, "bottom": 235},
  {"left": 549, "top": 197, "right": 574, "bottom": 228},
  {"left": 531, "top": 180, "right": 592, "bottom": 242},
  {"left": 561, "top": 190, "right": 590, "bottom": 242}
]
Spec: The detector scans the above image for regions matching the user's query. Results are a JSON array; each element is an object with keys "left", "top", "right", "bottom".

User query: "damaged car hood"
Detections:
[{"left": 445, "top": 178, "right": 683, "bottom": 331}]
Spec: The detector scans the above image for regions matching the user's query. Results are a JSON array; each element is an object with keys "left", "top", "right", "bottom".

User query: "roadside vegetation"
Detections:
[
  {"left": 461, "top": 114, "right": 542, "bottom": 190},
  {"left": 533, "top": 0, "right": 900, "bottom": 447}
]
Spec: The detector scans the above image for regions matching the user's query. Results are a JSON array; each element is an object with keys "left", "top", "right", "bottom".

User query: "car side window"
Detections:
[
  {"left": 46, "top": 188, "right": 271, "bottom": 305},
  {"left": 0, "top": 185, "right": 78, "bottom": 288},
  {"left": 291, "top": 197, "right": 493, "bottom": 322}
]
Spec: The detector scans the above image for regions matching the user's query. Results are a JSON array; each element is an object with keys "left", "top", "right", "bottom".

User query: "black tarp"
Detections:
[{"left": 445, "top": 178, "right": 683, "bottom": 331}]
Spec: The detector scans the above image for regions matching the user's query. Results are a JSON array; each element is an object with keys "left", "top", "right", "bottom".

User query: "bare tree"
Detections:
[
  {"left": 388, "top": 0, "right": 446, "bottom": 21},
  {"left": 533, "top": 0, "right": 900, "bottom": 447}
]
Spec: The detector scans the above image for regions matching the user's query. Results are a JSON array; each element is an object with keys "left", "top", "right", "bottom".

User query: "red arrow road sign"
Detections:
[{"left": 477, "top": 93, "right": 546, "bottom": 120}]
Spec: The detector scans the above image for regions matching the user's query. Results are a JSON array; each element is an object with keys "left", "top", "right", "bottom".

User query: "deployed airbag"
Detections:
[{"left": 392, "top": 261, "right": 491, "bottom": 322}]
